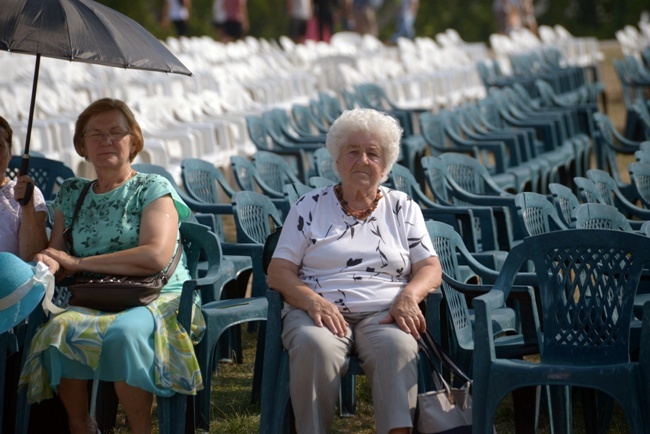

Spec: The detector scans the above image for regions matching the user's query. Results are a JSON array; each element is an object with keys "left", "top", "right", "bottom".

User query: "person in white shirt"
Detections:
[
  {"left": 267, "top": 108, "right": 442, "bottom": 434},
  {"left": 0, "top": 116, "right": 47, "bottom": 261}
]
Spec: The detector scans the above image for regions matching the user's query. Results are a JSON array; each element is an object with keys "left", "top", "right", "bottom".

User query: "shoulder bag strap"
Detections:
[{"left": 63, "top": 181, "right": 94, "bottom": 256}]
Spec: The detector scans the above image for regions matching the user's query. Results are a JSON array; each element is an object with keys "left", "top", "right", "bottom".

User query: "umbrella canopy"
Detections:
[
  {"left": 0, "top": 0, "right": 191, "bottom": 75},
  {"left": 0, "top": 0, "right": 192, "bottom": 203}
]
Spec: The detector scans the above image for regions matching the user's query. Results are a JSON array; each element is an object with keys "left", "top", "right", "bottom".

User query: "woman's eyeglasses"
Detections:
[{"left": 84, "top": 129, "right": 130, "bottom": 143}]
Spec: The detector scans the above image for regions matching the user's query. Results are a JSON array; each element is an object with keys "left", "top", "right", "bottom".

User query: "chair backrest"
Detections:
[
  {"left": 291, "top": 103, "right": 327, "bottom": 136},
  {"left": 438, "top": 152, "right": 506, "bottom": 197},
  {"left": 422, "top": 155, "right": 453, "bottom": 204},
  {"left": 352, "top": 83, "right": 394, "bottom": 111},
  {"left": 230, "top": 155, "right": 282, "bottom": 198},
  {"left": 628, "top": 161, "right": 650, "bottom": 207},
  {"left": 424, "top": 220, "right": 474, "bottom": 351},
  {"left": 282, "top": 182, "right": 315, "bottom": 206},
  {"left": 514, "top": 192, "right": 567, "bottom": 236},
  {"left": 389, "top": 163, "right": 422, "bottom": 198},
  {"left": 548, "top": 183, "right": 580, "bottom": 228},
  {"left": 309, "top": 176, "right": 336, "bottom": 188},
  {"left": 245, "top": 114, "right": 273, "bottom": 152},
  {"left": 317, "top": 91, "right": 344, "bottom": 124},
  {"left": 574, "top": 176, "right": 605, "bottom": 204},
  {"left": 312, "top": 147, "right": 338, "bottom": 182},
  {"left": 418, "top": 112, "right": 448, "bottom": 154},
  {"left": 7, "top": 156, "right": 75, "bottom": 201},
  {"left": 181, "top": 158, "right": 237, "bottom": 204},
  {"left": 231, "top": 191, "right": 283, "bottom": 245},
  {"left": 251, "top": 151, "right": 302, "bottom": 193},
  {"left": 134, "top": 162, "right": 230, "bottom": 242},
  {"left": 501, "top": 230, "right": 650, "bottom": 364},
  {"left": 572, "top": 203, "right": 634, "bottom": 231}
]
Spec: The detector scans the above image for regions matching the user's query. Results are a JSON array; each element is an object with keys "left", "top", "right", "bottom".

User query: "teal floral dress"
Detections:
[{"left": 19, "top": 173, "right": 206, "bottom": 403}]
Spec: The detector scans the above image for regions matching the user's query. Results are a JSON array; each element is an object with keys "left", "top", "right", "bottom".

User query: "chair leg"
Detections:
[
  {"left": 339, "top": 374, "right": 356, "bottom": 417},
  {"left": 512, "top": 386, "right": 538, "bottom": 434},
  {"left": 95, "top": 381, "right": 119, "bottom": 433}
]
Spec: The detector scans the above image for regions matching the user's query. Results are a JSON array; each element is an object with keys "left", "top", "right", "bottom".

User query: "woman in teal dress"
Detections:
[{"left": 20, "top": 98, "right": 204, "bottom": 434}]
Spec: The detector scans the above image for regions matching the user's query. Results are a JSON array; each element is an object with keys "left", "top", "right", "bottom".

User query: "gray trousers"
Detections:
[{"left": 282, "top": 308, "right": 419, "bottom": 434}]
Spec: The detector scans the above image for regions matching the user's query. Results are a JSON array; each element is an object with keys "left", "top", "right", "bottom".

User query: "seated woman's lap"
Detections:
[{"left": 45, "top": 307, "right": 162, "bottom": 393}]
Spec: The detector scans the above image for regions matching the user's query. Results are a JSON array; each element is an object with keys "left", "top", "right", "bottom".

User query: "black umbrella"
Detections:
[{"left": 0, "top": 0, "right": 192, "bottom": 203}]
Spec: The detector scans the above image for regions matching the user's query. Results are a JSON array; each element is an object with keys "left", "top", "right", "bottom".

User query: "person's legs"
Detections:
[
  {"left": 354, "top": 310, "right": 419, "bottom": 434},
  {"left": 114, "top": 382, "right": 153, "bottom": 434},
  {"left": 102, "top": 308, "right": 156, "bottom": 433},
  {"left": 57, "top": 378, "right": 96, "bottom": 434},
  {"left": 282, "top": 308, "right": 352, "bottom": 433}
]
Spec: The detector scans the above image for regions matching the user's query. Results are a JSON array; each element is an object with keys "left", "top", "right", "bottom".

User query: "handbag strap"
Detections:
[
  {"left": 419, "top": 330, "right": 472, "bottom": 384},
  {"left": 63, "top": 180, "right": 95, "bottom": 256}
]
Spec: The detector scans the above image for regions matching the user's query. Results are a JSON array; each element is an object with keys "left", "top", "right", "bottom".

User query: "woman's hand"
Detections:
[
  {"left": 306, "top": 296, "right": 349, "bottom": 337},
  {"left": 36, "top": 248, "right": 79, "bottom": 280},
  {"left": 13, "top": 175, "right": 34, "bottom": 205},
  {"left": 380, "top": 292, "right": 426, "bottom": 339}
]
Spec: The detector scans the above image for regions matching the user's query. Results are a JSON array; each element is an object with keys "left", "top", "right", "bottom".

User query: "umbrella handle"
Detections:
[{"left": 18, "top": 155, "right": 34, "bottom": 206}]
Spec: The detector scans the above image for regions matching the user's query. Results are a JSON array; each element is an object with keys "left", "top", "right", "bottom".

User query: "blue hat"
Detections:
[{"left": 0, "top": 252, "right": 49, "bottom": 334}]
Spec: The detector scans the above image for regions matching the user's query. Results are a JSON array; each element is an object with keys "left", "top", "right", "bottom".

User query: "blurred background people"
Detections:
[
  {"left": 390, "top": 0, "right": 419, "bottom": 43},
  {"left": 162, "top": 0, "right": 191, "bottom": 37},
  {"left": 213, "top": 0, "right": 249, "bottom": 42},
  {"left": 288, "top": 0, "right": 313, "bottom": 43},
  {"left": 352, "top": 0, "right": 382, "bottom": 36}
]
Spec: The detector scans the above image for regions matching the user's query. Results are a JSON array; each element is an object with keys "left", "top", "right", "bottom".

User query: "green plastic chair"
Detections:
[
  {"left": 472, "top": 229, "right": 650, "bottom": 433},
  {"left": 422, "top": 155, "right": 517, "bottom": 253},
  {"left": 572, "top": 202, "right": 634, "bottom": 232},
  {"left": 548, "top": 183, "right": 580, "bottom": 228},
  {"left": 586, "top": 168, "right": 650, "bottom": 221},
  {"left": 628, "top": 161, "right": 650, "bottom": 208},
  {"left": 7, "top": 155, "right": 75, "bottom": 201},
  {"left": 389, "top": 163, "right": 498, "bottom": 254},
  {"left": 245, "top": 113, "right": 310, "bottom": 183},
  {"left": 251, "top": 150, "right": 304, "bottom": 194},
  {"left": 230, "top": 155, "right": 291, "bottom": 217},
  {"left": 437, "top": 152, "right": 527, "bottom": 243},
  {"left": 514, "top": 191, "right": 567, "bottom": 237},
  {"left": 424, "top": 219, "right": 541, "bottom": 432}
]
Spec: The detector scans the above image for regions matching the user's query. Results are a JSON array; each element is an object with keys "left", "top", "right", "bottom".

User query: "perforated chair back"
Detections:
[
  {"left": 514, "top": 192, "right": 567, "bottom": 236},
  {"left": 628, "top": 161, "right": 650, "bottom": 208},
  {"left": 181, "top": 158, "right": 237, "bottom": 203},
  {"left": 7, "top": 156, "right": 75, "bottom": 201},
  {"left": 252, "top": 151, "right": 303, "bottom": 193},
  {"left": 572, "top": 203, "right": 634, "bottom": 231},
  {"left": 231, "top": 191, "right": 283, "bottom": 245},
  {"left": 548, "top": 183, "right": 580, "bottom": 228}
]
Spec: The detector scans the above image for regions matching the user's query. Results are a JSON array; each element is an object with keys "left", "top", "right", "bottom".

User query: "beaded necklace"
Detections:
[{"left": 334, "top": 183, "right": 382, "bottom": 221}]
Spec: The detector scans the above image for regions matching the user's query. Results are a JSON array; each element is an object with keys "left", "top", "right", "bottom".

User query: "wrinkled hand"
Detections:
[
  {"left": 13, "top": 175, "right": 34, "bottom": 204},
  {"left": 36, "top": 248, "right": 79, "bottom": 280},
  {"left": 306, "top": 296, "right": 348, "bottom": 337},
  {"left": 379, "top": 293, "right": 426, "bottom": 339}
]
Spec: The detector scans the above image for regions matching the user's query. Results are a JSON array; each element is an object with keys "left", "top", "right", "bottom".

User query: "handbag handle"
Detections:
[{"left": 418, "top": 330, "right": 472, "bottom": 385}]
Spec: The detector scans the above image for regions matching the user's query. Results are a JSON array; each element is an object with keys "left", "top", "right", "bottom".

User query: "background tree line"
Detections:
[{"left": 104, "top": 0, "right": 646, "bottom": 44}]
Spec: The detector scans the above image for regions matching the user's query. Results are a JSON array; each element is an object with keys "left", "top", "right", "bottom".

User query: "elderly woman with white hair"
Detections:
[{"left": 267, "top": 108, "right": 442, "bottom": 434}]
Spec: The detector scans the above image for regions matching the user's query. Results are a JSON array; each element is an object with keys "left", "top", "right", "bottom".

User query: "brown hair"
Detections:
[
  {"left": 0, "top": 115, "right": 13, "bottom": 149},
  {"left": 73, "top": 98, "right": 143, "bottom": 161}
]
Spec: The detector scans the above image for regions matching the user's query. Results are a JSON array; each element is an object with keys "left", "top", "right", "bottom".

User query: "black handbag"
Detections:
[{"left": 64, "top": 180, "right": 181, "bottom": 312}]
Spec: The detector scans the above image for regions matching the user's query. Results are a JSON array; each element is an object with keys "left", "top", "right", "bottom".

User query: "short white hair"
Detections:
[{"left": 325, "top": 108, "right": 402, "bottom": 183}]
